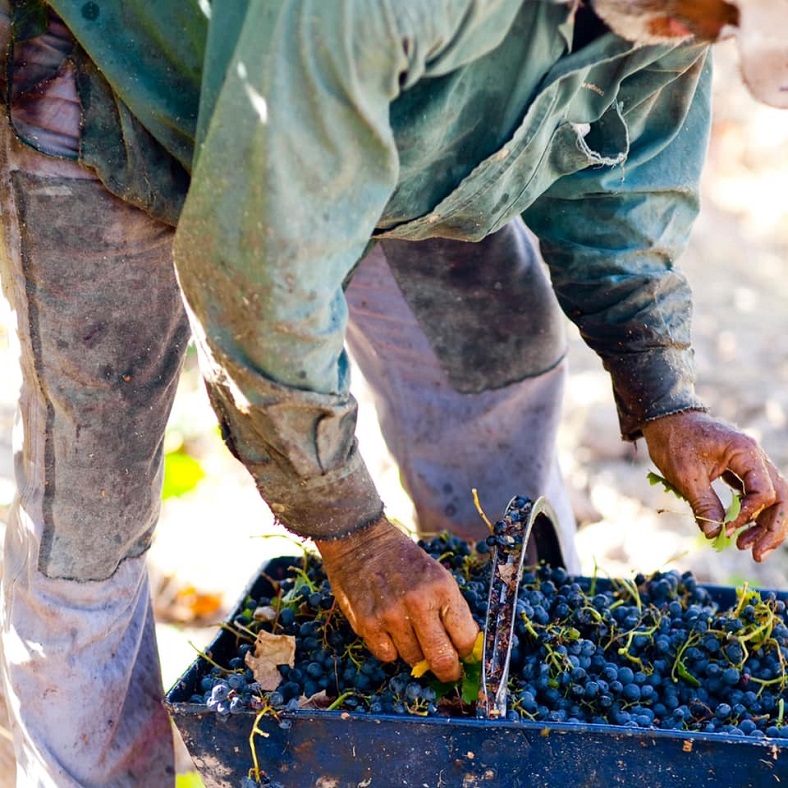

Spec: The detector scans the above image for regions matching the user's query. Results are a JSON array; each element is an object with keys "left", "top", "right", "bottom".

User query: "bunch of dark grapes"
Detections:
[
  {"left": 190, "top": 546, "right": 450, "bottom": 718},
  {"left": 507, "top": 564, "right": 788, "bottom": 737},
  {"left": 191, "top": 532, "right": 788, "bottom": 740}
]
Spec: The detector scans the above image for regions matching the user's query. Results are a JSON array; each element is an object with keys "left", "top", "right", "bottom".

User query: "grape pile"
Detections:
[{"left": 191, "top": 533, "right": 788, "bottom": 739}]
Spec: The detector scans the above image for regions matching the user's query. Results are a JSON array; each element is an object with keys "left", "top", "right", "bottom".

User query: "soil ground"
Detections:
[{"left": 0, "top": 39, "right": 787, "bottom": 784}]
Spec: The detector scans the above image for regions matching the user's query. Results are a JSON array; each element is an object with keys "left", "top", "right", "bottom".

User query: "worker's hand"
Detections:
[
  {"left": 642, "top": 411, "right": 788, "bottom": 561},
  {"left": 314, "top": 516, "right": 479, "bottom": 682}
]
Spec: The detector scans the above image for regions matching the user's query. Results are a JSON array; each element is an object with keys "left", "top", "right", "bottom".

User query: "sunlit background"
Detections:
[{"left": 1, "top": 39, "right": 787, "bottom": 784}]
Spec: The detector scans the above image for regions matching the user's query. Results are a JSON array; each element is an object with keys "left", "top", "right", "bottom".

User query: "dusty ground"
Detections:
[{"left": 0, "top": 39, "right": 787, "bottom": 784}]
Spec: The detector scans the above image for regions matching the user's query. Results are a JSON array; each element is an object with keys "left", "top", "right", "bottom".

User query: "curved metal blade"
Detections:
[{"left": 476, "top": 496, "right": 562, "bottom": 719}]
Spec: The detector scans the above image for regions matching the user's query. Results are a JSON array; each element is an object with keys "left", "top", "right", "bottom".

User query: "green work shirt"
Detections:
[{"left": 36, "top": 0, "right": 712, "bottom": 541}]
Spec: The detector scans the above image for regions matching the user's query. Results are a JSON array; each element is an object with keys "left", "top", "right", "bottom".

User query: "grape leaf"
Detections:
[
  {"left": 461, "top": 659, "right": 482, "bottom": 705},
  {"left": 711, "top": 493, "right": 745, "bottom": 552},
  {"left": 417, "top": 631, "right": 484, "bottom": 705},
  {"left": 469, "top": 630, "right": 484, "bottom": 663},
  {"left": 647, "top": 471, "right": 744, "bottom": 552},
  {"left": 460, "top": 631, "right": 485, "bottom": 703},
  {"left": 647, "top": 471, "right": 684, "bottom": 500},
  {"left": 280, "top": 571, "right": 312, "bottom": 607}
]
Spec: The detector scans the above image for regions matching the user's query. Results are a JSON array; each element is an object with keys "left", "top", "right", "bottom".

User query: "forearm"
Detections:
[
  {"left": 534, "top": 207, "right": 708, "bottom": 439},
  {"left": 524, "top": 43, "right": 712, "bottom": 439},
  {"left": 172, "top": 2, "right": 422, "bottom": 538}
]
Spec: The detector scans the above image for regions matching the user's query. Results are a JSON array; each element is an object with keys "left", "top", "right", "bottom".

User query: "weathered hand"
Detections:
[
  {"left": 315, "top": 517, "right": 479, "bottom": 682},
  {"left": 642, "top": 411, "right": 788, "bottom": 561}
]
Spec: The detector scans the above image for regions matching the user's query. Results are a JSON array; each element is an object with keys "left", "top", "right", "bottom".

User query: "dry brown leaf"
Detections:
[
  {"left": 244, "top": 629, "right": 296, "bottom": 690},
  {"left": 298, "top": 691, "right": 331, "bottom": 710},
  {"left": 497, "top": 563, "right": 517, "bottom": 585},
  {"left": 252, "top": 605, "right": 278, "bottom": 623}
]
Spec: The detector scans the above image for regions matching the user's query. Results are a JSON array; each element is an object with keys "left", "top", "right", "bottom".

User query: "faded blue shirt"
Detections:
[
  {"left": 172, "top": 1, "right": 711, "bottom": 540},
  {"left": 28, "top": 0, "right": 711, "bottom": 540}
]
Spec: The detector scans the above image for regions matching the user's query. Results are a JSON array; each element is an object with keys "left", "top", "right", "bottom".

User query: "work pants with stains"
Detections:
[
  {"left": 346, "top": 237, "right": 576, "bottom": 559},
  {"left": 0, "top": 16, "right": 576, "bottom": 788}
]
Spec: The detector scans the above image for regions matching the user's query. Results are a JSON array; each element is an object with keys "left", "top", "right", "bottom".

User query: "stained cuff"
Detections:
[
  {"left": 204, "top": 367, "right": 384, "bottom": 542},
  {"left": 250, "top": 446, "right": 385, "bottom": 541},
  {"left": 603, "top": 347, "right": 708, "bottom": 441}
]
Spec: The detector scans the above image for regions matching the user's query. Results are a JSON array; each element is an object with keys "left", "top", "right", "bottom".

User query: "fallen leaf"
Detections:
[
  {"left": 298, "top": 691, "right": 331, "bottom": 709},
  {"left": 252, "top": 605, "right": 278, "bottom": 623},
  {"left": 175, "top": 587, "right": 223, "bottom": 619},
  {"left": 497, "top": 563, "right": 517, "bottom": 585},
  {"left": 244, "top": 629, "right": 296, "bottom": 690}
]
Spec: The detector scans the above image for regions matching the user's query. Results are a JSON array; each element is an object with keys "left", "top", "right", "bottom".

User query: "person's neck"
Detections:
[{"left": 573, "top": 2, "right": 610, "bottom": 51}]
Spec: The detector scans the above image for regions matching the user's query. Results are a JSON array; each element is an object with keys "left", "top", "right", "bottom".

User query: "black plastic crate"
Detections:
[{"left": 165, "top": 558, "right": 788, "bottom": 787}]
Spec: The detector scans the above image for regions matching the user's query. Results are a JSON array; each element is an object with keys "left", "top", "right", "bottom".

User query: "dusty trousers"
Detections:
[
  {"left": 346, "top": 231, "right": 578, "bottom": 565},
  {"left": 0, "top": 127, "right": 190, "bottom": 785},
  {"left": 0, "top": 167, "right": 578, "bottom": 786}
]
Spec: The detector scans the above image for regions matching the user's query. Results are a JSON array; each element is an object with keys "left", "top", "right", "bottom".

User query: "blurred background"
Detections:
[{"left": 0, "top": 38, "right": 787, "bottom": 783}]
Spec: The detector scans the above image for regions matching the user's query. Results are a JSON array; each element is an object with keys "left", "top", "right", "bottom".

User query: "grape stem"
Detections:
[
  {"left": 472, "top": 488, "right": 494, "bottom": 533},
  {"left": 248, "top": 707, "right": 274, "bottom": 784}
]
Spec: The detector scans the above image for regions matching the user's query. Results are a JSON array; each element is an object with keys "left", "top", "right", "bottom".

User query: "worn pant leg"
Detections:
[
  {"left": 345, "top": 226, "right": 580, "bottom": 572},
  {"left": 0, "top": 118, "right": 190, "bottom": 785}
]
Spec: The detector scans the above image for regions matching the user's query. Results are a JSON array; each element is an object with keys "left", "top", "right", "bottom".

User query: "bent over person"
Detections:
[{"left": 0, "top": 1, "right": 786, "bottom": 785}]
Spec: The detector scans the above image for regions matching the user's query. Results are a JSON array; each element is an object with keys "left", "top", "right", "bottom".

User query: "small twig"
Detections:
[
  {"left": 188, "top": 641, "right": 226, "bottom": 672},
  {"left": 249, "top": 708, "right": 272, "bottom": 783},
  {"left": 471, "top": 488, "right": 494, "bottom": 533}
]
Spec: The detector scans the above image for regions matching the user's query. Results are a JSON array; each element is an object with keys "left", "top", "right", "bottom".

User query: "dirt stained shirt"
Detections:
[{"left": 11, "top": 1, "right": 711, "bottom": 539}]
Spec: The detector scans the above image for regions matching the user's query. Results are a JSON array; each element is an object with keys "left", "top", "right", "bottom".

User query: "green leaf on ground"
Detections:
[{"left": 162, "top": 450, "right": 206, "bottom": 499}]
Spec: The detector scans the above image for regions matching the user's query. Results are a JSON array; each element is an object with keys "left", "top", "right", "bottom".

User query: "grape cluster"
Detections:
[
  {"left": 506, "top": 564, "right": 788, "bottom": 736},
  {"left": 189, "top": 555, "right": 436, "bottom": 717},
  {"left": 194, "top": 648, "right": 266, "bottom": 716},
  {"left": 192, "top": 532, "right": 788, "bottom": 740}
]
